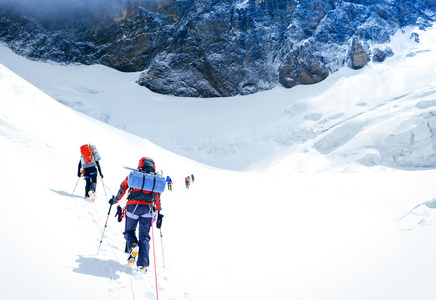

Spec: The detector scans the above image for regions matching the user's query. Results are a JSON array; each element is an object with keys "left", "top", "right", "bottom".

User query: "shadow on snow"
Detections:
[
  {"left": 73, "top": 255, "right": 135, "bottom": 280},
  {"left": 50, "top": 189, "right": 86, "bottom": 199}
]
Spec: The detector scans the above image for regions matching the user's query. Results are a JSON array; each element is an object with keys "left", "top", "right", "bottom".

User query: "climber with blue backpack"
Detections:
[
  {"left": 109, "top": 157, "right": 164, "bottom": 273},
  {"left": 166, "top": 175, "right": 173, "bottom": 191}
]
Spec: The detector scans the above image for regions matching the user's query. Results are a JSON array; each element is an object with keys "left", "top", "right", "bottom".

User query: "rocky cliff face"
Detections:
[{"left": 0, "top": 0, "right": 435, "bottom": 97}]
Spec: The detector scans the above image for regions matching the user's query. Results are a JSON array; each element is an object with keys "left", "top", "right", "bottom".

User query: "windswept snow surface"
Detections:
[{"left": 2, "top": 24, "right": 436, "bottom": 299}]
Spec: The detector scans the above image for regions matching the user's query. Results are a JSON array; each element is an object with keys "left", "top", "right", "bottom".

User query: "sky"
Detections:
[
  {"left": 1, "top": 22, "right": 436, "bottom": 300},
  {"left": 0, "top": 0, "right": 163, "bottom": 9},
  {"left": 0, "top": 0, "right": 154, "bottom": 17}
]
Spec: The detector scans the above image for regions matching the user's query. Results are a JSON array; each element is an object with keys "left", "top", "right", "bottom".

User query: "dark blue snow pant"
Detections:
[
  {"left": 124, "top": 204, "right": 153, "bottom": 267},
  {"left": 84, "top": 167, "right": 97, "bottom": 197}
]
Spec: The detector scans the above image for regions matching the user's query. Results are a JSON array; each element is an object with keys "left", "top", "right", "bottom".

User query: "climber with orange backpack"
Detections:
[{"left": 77, "top": 144, "right": 103, "bottom": 200}]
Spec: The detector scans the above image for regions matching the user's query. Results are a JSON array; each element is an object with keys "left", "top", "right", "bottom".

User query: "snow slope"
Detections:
[
  {"left": 1, "top": 26, "right": 436, "bottom": 171},
  {"left": 2, "top": 24, "right": 436, "bottom": 300}
]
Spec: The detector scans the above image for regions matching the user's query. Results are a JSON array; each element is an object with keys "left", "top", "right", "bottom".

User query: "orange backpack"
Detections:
[
  {"left": 80, "top": 144, "right": 101, "bottom": 167},
  {"left": 80, "top": 144, "right": 94, "bottom": 164}
]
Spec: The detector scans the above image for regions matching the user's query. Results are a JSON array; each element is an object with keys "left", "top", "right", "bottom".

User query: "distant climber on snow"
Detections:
[{"left": 166, "top": 175, "right": 173, "bottom": 191}]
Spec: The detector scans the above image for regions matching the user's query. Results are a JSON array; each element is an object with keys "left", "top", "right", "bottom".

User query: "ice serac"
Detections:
[{"left": 0, "top": 0, "right": 435, "bottom": 97}]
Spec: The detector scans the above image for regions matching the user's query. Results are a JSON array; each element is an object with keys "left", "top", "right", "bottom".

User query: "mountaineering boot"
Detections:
[
  {"left": 127, "top": 243, "right": 139, "bottom": 265},
  {"left": 138, "top": 266, "right": 148, "bottom": 273},
  {"left": 88, "top": 189, "right": 96, "bottom": 202}
]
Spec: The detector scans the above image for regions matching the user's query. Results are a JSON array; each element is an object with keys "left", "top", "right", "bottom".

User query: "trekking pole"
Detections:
[
  {"left": 102, "top": 179, "right": 114, "bottom": 195},
  {"left": 100, "top": 177, "right": 109, "bottom": 201},
  {"left": 160, "top": 228, "right": 166, "bottom": 268},
  {"left": 97, "top": 203, "right": 113, "bottom": 255},
  {"left": 72, "top": 177, "right": 80, "bottom": 195},
  {"left": 151, "top": 217, "right": 159, "bottom": 300}
]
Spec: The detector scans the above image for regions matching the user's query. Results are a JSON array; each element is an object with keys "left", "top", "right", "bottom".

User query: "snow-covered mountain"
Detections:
[
  {"left": 1, "top": 0, "right": 435, "bottom": 97},
  {"left": 2, "top": 18, "right": 436, "bottom": 300},
  {"left": 1, "top": 23, "right": 436, "bottom": 171}
]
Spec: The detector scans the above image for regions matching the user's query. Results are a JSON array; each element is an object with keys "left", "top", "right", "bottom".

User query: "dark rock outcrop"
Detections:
[
  {"left": 372, "top": 47, "right": 394, "bottom": 62},
  {"left": 349, "top": 38, "right": 369, "bottom": 69},
  {"left": 0, "top": 0, "right": 435, "bottom": 97}
]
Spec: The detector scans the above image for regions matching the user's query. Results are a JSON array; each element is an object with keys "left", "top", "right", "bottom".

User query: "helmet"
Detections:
[{"left": 138, "top": 157, "right": 155, "bottom": 173}]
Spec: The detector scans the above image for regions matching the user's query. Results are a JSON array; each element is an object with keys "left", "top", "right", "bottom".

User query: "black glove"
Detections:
[
  {"left": 156, "top": 212, "right": 164, "bottom": 229},
  {"left": 115, "top": 205, "right": 123, "bottom": 222},
  {"left": 77, "top": 172, "right": 81, "bottom": 177},
  {"left": 109, "top": 196, "right": 117, "bottom": 205},
  {"left": 100, "top": 174, "right": 104, "bottom": 178}
]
